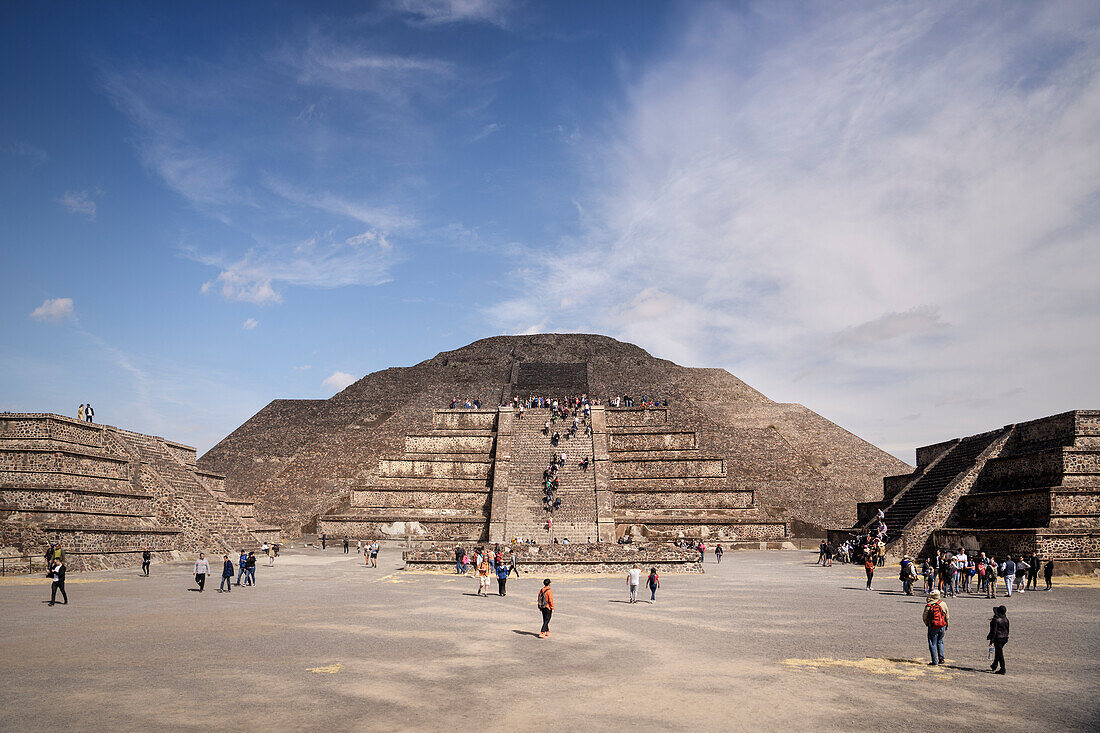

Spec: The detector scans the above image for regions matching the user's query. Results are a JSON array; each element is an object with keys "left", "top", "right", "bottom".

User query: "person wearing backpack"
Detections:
[
  {"left": 646, "top": 567, "right": 660, "bottom": 602},
  {"left": 537, "top": 579, "right": 554, "bottom": 638},
  {"left": 899, "top": 556, "right": 917, "bottom": 595},
  {"left": 987, "top": 606, "right": 1009, "bottom": 674},
  {"left": 985, "top": 558, "right": 998, "bottom": 599},
  {"left": 923, "top": 590, "right": 949, "bottom": 665}
]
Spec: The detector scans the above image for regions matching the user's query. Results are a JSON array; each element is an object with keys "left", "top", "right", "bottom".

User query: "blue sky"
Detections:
[{"left": 2, "top": 1, "right": 1098, "bottom": 460}]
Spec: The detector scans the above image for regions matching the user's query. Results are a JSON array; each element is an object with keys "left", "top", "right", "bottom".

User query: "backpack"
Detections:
[
  {"left": 929, "top": 602, "right": 947, "bottom": 628},
  {"left": 537, "top": 588, "right": 550, "bottom": 609}
]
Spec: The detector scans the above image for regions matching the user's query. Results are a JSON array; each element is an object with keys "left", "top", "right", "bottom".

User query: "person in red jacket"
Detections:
[{"left": 537, "top": 579, "right": 554, "bottom": 638}]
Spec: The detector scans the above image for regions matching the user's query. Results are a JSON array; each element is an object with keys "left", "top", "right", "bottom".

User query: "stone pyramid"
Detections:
[{"left": 198, "top": 334, "right": 908, "bottom": 540}]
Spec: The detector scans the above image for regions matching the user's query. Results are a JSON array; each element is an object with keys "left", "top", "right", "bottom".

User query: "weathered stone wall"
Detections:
[
  {"left": 406, "top": 434, "right": 494, "bottom": 454},
  {"left": 916, "top": 439, "right": 957, "bottom": 469},
  {"left": 617, "top": 521, "right": 788, "bottom": 541},
  {"left": 351, "top": 489, "right": 489, "bottom": 511},
  {"left": 610, "top": 458, "right": 724, "bottom": 479},
  {"left": 613, "top": 491, "right": 754, "bottom": 510},
  {"left": 433, "top": 411, "right": 497, "bottom": 431},
  {"left": 607, "top": 408, "right": 668, "bottom": 428},
  {"left": 379, "top": 458, "right": 491, "bottom": 480},
  {"left": 0, "top": 486, "right": 153, "bottom": 515},
  {"left": 608, "top": 431, "right": 695, "bottom": 452},
  {"left": 317, "top": 518, "right": 486, "bottom": 541}
]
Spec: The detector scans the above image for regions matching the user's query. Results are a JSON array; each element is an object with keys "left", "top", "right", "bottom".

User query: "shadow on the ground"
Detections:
[
  {"left": 512, "top": 630, "right": 541, "bottom": 637},
  {"left": 886, "top": 658, "right": 987, "bottom": 674}
]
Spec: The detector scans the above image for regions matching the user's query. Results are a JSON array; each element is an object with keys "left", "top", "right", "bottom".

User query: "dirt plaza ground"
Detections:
[{"left": 1, "top": 547, "right": 1098, "bottom": 732}]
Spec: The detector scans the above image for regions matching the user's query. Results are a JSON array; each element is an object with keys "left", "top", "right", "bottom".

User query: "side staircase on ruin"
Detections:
[
  {"left": 848, "top": 411, "right": 1100, "bottom": 565},
  {"left": 504, "top": 408, "right": 598, "bottom": 543}
]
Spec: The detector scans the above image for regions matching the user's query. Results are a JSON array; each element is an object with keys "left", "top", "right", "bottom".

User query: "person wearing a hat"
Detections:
[
  {"left": 899, "top": 555, "right": 917, "bottom": 596},
  {"left": 987, "top": 606, "right": 1009, "bottom": 674},
  {"left": 922, "top": 590, "right": 949, "bottom": 665}
]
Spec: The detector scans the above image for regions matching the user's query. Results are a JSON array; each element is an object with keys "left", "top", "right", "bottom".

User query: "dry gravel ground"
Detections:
[{"left": 1, "top": 547, "right": 1097, "bottom": 732}]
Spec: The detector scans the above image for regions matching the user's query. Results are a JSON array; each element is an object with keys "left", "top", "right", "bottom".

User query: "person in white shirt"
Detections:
[
  {"left": 627, "top": 564, "right": 642, "bottom": 603},
  {"left": 193, "top": 553, "right": 210, "bottom": 592}
]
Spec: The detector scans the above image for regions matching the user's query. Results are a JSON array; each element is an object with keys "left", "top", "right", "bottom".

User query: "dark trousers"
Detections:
[
  {"left": 50, "top": 580, "right": 67, "bottom": 604},
  {"left": 540, "top": 607, "right": 552, "bottom": 633},
  {"left": 196, "top": 573, "right": 206, "bottom": 591},
  {"left": 141, "top": 561, "right": 150, "bottom": 576},
  {"left": 992, "top": 639, "right": 1007, "bottom": 672},
  {"left": 497, "top": 578, "right": 507, "bottom": 596},
  {"left": 220, "top": 575, "right": 233, "bottom": 591},
  {"left": 866, "top": 568, "right": 874, "bottom": 588},
  {"left": 508, "top": 565, "right": 520, "bottom": 577},
  {"left": 344, "top": 546, "right": 349, "bottom": 554}
]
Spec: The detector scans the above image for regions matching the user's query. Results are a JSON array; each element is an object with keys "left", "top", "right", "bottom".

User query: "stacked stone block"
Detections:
[
  {"left": 606, "top": 408, "right": 789, "bottom": 544},
  {"left": 318, "top": 410, "right": 496, "bottom": 541},
  {"left": 0, "top": 413, "right": 277, "bottom": 570}
]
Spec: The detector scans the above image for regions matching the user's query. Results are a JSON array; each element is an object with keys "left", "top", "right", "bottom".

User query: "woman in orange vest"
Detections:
[{"left": 537, "top": 579, "right": 554, "bottom": 638}]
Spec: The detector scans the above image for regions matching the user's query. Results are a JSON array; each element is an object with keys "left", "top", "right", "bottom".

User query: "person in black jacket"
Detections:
[
  {"left": 219, "top": 555, "right": 234, "bottom": 592},
  {"left": 48, "top": 558, "right": 67, "bottom": 605},
  {"left": 987, "top": 606, "right": 1009, "bottom": 674},
  {"left": 141, "top": 546, "right": 152, "bottom": 576}
]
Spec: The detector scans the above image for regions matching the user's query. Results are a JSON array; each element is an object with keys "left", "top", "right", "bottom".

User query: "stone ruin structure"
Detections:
[
  {"left": 842, "top": 410, "right": 1100, "bottom": 569},
  {"left": 0, "top": 413, "right": 280, "bottom": 571},
  {"left": 200, "top": 334, "right": 907, "bottom": 546}
]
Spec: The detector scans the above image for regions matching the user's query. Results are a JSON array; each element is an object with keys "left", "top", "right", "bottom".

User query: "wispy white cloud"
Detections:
[
  {"left": 322, "top": 370, "right": 357, "bottom": 392},
  {"left": 3, "top": 140, "right": 49, "bottom": 164},
  {"left": 386, "top": 0, "right": 511, "bottom": 28},
  {"left": 263, "top": 176, "right": 416, "bottom": 230},
  {"left": 58, "top": 190, "right": 99, "bottom": 218},
  {"left": 292, "top": 364, "right": 312, "bottom": 371},
  {"left": 193, "top": 229, "right": 400, "bottom": 304},
  {"left": 487, "top": 0, "right": 1100, "bottom": 457},
  {"left": 30, "top": 297, "right": 75, "bottom": 323},
  {"left": 241, "top": 317, "right": 259, "bottom": 330},
  {"left": 471, "top": 122, "right": 502, "bottom": 141}
]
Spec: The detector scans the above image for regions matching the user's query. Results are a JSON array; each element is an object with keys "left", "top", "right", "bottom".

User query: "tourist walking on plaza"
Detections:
[
  {"left": 194, "top": 553, "right": 210, "bottom": 592},
  {"left": 1044, "top": 558, "right": 1054, "bottom": 590},
  {"left": 357, "top": 540, "right": 362, "bottom": 554},
  {"left": 715, "top": 544, "right": 723, "bottom": 564},
  {"left": 864, "top": 554, "right": 875, "bottom": 590},
  {"left": 246, "top": 552, "right": 257, "bottom": 585},
  {"left": 817, "top": 541, "right": 827, "bottom": 565},
  {"left": 219, "top": 555, "right": 234, "bottom": 592},
  {"left": 236, "top": 550, "right": 248, "bottom": 586},
  {"left": 508, "top": 551, "right": 521, "bottom": 577},
  {"left": 369, "top": 541, "right": 379, "bottom": 568},
  {"left": 1026, "top": 554, "right": 1040, "bottom": 590},
  {"left": 537, "top": 579, "right": 554, "bottom": 638},
  {"left": 923, "top": 590, "right": 949, "bottom": 665},
  {"left": 454, "top": 545, "right": 465, "bottom": 574},
  {"left": 987, "top": 606, "right": 1009, "bottom": 674},
  {"left": 343, "top": 538, "right": 349, "bottom": 554},
  {"left": 985, "top": 558, "right": 998, "bottom": 598},
  {"left": 267, "top": 544, "right": 275, "bottom": 566},
  {"left": 647, "top": 567, "right": 660, "bottom": 602},
  {"left": 320, "top": 533, "right": 326, "bottom": 550},
  {"left": 627, "top": 564, "right": 641, "bottom": 603},
  {"left": 476, "top": 554, "right": 491, "bottom": 595},
  {"left": 495, "top": 560, "right": 509, "bottom": 596},
  {"left": 47, "top": 557, "right": 67, "bottom": 606},
  {"left": 1001, "top": 556, "right": 1016, "bottom": 596},
  {"left": 1014, "top": 556, "right": 1029, "bottom": 594},
  {"left": 900, "top": 556, "right": 917, "bottom": 595},
  {"left": 141, "top": 546, "right": 151, "bottom": 576}
]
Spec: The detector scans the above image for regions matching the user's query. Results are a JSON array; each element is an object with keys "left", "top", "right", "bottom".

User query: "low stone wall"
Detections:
[
  {"left": 350, "top": 489, "right": 490, "bottom": 511},
  {"left": 406, "top": 434, "right": 494, "bottom": 454},
  {"left": 616, "top": 521, "right": 788, "bottom": 542},
  {"left": 403, "top": 542, "right": 703, "bottom": 574},
  {"left": 609, "top": 431, "right": 696, "bottom": 452},
  {"left": 432, "top": 410, "right": 497, "bottom": 431},
  {"left": 317, "top": 517, "right": 488, "bottom": 542},
  {"left": 379, "top": 458, "right": 491, "bottom": 480},
  {"left": 610, "top": 458, "right": 724, "bottom": 479},
  {"left": 613, "top": 491, "right": 754, "bottom": 510},
  {"left": 606, "top": 408, "right": 668, "bottom": 428}
]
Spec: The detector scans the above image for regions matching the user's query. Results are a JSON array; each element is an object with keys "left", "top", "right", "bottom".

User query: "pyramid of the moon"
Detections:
[{"left": 198, "top": 334, "right": 909, "bottom": 542}]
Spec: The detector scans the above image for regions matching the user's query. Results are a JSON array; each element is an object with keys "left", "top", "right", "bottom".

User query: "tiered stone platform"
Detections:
[
  {"left": 0, "top": 413, "right": 279, "bottom": 570},
  {"left": 402, "top": 542, "right": 703, "bottom": 574},
  {"left": 840, "top": 410, "right": 1100, "bottom": 566},
  {"left": 319, "top": 403, "right": 789, "bottom": 546}
]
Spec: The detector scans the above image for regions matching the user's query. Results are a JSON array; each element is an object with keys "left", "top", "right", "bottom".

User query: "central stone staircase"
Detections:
[{"left": 505, "top": 408, "right": 598, "bottom": 542}]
